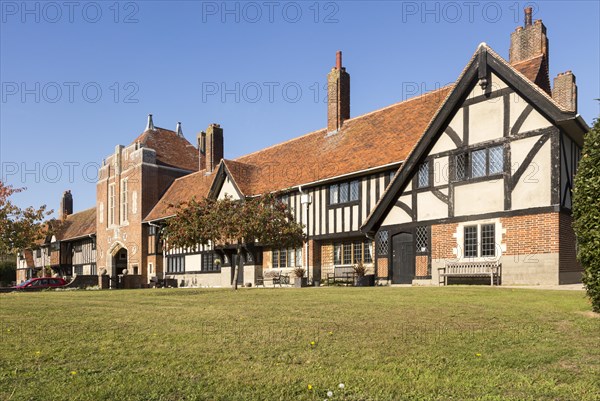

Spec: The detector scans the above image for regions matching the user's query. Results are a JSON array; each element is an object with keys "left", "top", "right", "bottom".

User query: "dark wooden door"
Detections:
[{"left": 392, "top": 233, "right": 414, "bottom": 284}]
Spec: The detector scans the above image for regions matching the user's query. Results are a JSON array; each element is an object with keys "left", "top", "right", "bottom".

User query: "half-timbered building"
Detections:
[{"left": 18, "top": 8, "right": 588, "bottom": 288}]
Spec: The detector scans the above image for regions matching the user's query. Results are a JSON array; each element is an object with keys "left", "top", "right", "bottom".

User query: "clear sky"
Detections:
[{"left": 1, "top": 0, "right": 599, "bottom": 215}]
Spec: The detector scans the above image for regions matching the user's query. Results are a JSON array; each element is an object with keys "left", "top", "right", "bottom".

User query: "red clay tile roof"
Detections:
[
  {"left": 132, "top": 127, "right": 199, "bottom": 171},
  {"left": 145, "top": 86, "right": 452, "bottom": 221},
  {"left": 56, "top": 208, "right": 96, "bottom": 241},
  {"left": 512, "top": 54, "right": 551, "bottom": 95},
  {"left": 145, "top": 171, "right": 216, "bottom": 221}
]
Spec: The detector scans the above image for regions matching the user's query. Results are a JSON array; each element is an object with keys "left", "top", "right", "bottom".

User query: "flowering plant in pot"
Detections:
[
  {"left": 293, "top": 267, "right": 307, "bottom": 288},
  {"left": 353, "top": 262, "right": 370, "bottom": 286}
]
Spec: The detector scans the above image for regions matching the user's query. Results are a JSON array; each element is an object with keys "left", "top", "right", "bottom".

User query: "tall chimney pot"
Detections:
[{"left": 524, "top": 7, "right": 532, "bottom": 26}]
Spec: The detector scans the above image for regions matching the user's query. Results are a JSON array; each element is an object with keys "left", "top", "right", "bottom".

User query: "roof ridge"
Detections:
[
  {"left": 485, "top": 45, "right": 568, "bottom": 112},
  {"left": 234, "top": 85, "right": 453, "bottom": 163}
]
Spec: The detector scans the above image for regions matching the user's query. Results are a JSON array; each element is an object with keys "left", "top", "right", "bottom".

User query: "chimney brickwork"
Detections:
[
  {"left": 197, "top": 131, "right": 207, "bottom": 171},
  {"left": 552, "top": 71, "right": 577, "bottom": 112},
  {"left": 327, "top": 51, "right": 350, "bottom": 133},
  {"left": 509, "top": 7, "right": 551, "bottom": 94},
  {"left": 60, "top": 190, "right": 73, "bottom": 220},
  {"left": 205, "top": 124, "right": 223, "bottom": 173}
]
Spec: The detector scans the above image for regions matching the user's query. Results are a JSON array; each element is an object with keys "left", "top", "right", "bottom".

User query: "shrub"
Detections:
[
  {"left": 0, "top": 260, "right": 16, "bottom": 286},
  {"left": 573, "top": 117, "right": 600, "bottom": 312}
]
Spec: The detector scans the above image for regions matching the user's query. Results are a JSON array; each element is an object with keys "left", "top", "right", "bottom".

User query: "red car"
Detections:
[{"left": 13, "top": 277, "right": 68, "bottom": 290}]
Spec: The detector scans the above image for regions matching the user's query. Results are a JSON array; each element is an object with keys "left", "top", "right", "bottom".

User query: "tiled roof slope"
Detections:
[
  {"left": 512, "top": 54, "right": 551, "bottom": 95},
  {"left": 145, "top": 171, "right": 215, "bottom": 221},
  {"left": 132, "top": 127, "right": 199, "bottom": 171},
  {"left": 145, "top": 86, "right": 452, "bottom": 221},
  {"left": 57, "top": 208, "right": 96, "bottom": 241}
]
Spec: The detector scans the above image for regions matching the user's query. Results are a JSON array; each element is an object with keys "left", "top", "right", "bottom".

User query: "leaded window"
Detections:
[
  {"left": 377, "top": 231, "right": 389, "bottom": 255},
  {"left": 464, "top": 226, "right": 478, "bottom": 258},
  {"left": 471, "top": 149, "right": 487, "bottom": 178},
  {"left": 416, "top": 226, "right": 428, "bottom": 253},
  {"left": 330, "top": 180, "right": 360, "bottom": 204},
  {"left": 418, "top": 162, "right": 429, "bottom": 188},
  {"left": 481, "top": 224, "right": 496, "bottom": 257},
  {"left": 488, "top": 146, "right": 504, "bottom": 175},
  {"left": 339, "top": 182, "right": 349, "bottom": 203},
  {"left": 272, "top": 248, "right": 302, "bottom": 268},
  {"left": 329, "top": 184, "right": 339, "bottom": 204},
  {"left": 202, "top": 253, "right": 220, "bottom": 272},
  {"left": 334, "top": 240, "right": 374, "bottom": 265},
  {"left": 343, "top": 243, "right": 352, "bottom": 265},
  {"left": 334, "top": 243, "right": 342, "bottom": 265},
  {"left": 350, "top": 180, "right": 360, "bottom": 201},
  {"left": 167, "top": 256, "right": 185, "bottom": 273},
  {"left": 455, "top": 153, "right": 467, "bottom": 181}
]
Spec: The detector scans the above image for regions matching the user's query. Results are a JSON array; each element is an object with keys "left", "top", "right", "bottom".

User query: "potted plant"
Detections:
[
  {"left": 293, "top": 267, "right": 307, "bottom": 288},
  {"left": 353, "top": 262, "right": 370, "bottom": 287}
]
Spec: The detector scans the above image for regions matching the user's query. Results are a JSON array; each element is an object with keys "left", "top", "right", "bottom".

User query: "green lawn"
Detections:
[{"left": 1, "top": 287, "right": 598, "bottom": 401}]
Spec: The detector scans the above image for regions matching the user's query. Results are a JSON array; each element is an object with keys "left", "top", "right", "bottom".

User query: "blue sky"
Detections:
[{"left": 1, "top": 0, "right": 599, "bottom": 214}]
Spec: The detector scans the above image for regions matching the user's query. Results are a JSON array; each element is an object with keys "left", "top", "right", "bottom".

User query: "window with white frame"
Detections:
[
  {"left": 121, "top": 179, "right": 128, "bottom": 224},
  {"left": 334, "top": 240, "right": 373, "bottom": 265},
  {"left": 108, "top": 183, "right": 115, "bottom": 226},
  {"left": 272, "top": 248, "right": 302, "bottom": 268},
  {"left": 329, "top": 180, "right": 360, "bottom": 205},
  {"left": 463, "top": 223, "right": 496, "bottom": 258}
]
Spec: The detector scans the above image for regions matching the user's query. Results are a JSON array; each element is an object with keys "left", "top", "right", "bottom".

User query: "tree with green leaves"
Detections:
[
  {"left": 573, "top": 117, "right": 600, "bottom": 312},
  {"left": 165, "top": 193, "right": 305, "bottom": 290},
  {"left": 0, "top": 181, "right": 53, "bottom": 257}
]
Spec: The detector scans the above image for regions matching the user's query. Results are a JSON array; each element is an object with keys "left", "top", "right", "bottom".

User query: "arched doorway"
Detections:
[{"left": 108, "top": 243, "right": 128, "bottom": 289}]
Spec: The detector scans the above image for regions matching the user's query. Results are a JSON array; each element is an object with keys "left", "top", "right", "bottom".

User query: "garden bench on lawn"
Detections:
[
  {"left": 257, "top": 270, "right": 289, "bottom": 287},
  {"left": 326, "top": 267, "right": 356, "bottom": 286},
  {"left": 438, "top": 261, "right": 501, "bottom": 286}
]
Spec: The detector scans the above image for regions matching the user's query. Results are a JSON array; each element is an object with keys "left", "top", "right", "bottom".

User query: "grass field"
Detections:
[{"left": 0, "top": 287, "right": 598, "bottom": 401}]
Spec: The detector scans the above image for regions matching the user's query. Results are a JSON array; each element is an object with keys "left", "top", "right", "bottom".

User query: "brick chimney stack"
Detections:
[
  {"left": 205, "top": 124, "right": 223, "bottom": 173},
  {"left": 60, "top": 190, "right": 73, "bottom": 221},
  {"left": 552, "top": 71, "right": 577, "bottom": 112},
  {"left": 327, "top": 50, "right": 350, "bottom": 133},
  {"left": 197, "top": 131, "right": 207, "bottom": 171},
  {"left": 509, "top": 7, "right": 551, "bottom": 94}
]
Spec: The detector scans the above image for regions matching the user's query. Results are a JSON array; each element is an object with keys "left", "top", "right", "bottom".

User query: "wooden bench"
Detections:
[
  {"left": 438, "top": 261, "right": 501, "bottom": 286},
  {"left": 326, "top": 267, "right": 356, "bottom": 286},
  {"left": 256, "top": 270, "right": 289, "bottom": 287}
]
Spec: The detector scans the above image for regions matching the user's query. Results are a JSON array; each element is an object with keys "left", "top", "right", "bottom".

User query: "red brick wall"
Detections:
[
  {"left": 377, "top": 257, "right": 388, "bottom": 278},
  {"left": 416, "top": 255, "right": 428, "bottom": 277},
  {"left": 432, "top": 223, "right": 458, "bottom": 260},
  {"left": 500, "top": 212, "right": 559, "bottom": 256},
  {"left": 559, "top": 213, "right": 581, "bottom": 272}
]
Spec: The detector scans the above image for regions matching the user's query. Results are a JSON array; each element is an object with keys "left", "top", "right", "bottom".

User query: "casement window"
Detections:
[
  {"left": 464, "top": 224, "right": 496, "bottom": 258},
  {"left": 329, "top": 180, "right": 360, "bottom": 205},
  {"left": 108, "top": 183, "right": 115, "bottom": 226},
  {"left": 334, "top": 240, "right": 373, "bottom": 265},
  {"left": 415, "top": 226, "right": 428, "bottom": 253},
  {"left": 74, "top": 243, "right": 82, "bottom": 253},
  {"left": 120, "top": 179, "right": 128, "bottom": 224},
  {"left": 36, "top": 249, "right": 41, "bottom": 258},
  {"left": 90, "top": 263, "right": 97, "bottom": 276},
  {"left": 74, "top": 266, "right": 83, "bottom": 275},
  {"left": 455, "top": 146, "right": 504, "bottom": 181},
  {"left": 272, "top": 248, "right": 302, "bottom": 268},
  {"left": 280, "top": 194, "right": 289, "bottom": 205},
  {"left": 91, "top": 241, "right": 96, "bottom": 251},
  {"left": 377, "top": 231, "right": 389, "bottom": 256},
  {"left": 202, "top": 252, "right": 220, "bottom": 272},
  {"left": 167, "top": 256, "right": 185, "bottom": 273},
  {"left": 417, "top": 162, "right": 430, "bottom": 188}
]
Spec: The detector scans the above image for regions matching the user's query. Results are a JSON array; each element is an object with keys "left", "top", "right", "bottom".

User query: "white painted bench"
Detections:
[{"left": 438, "top": 261, "right": 501, "bottom": 286}]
